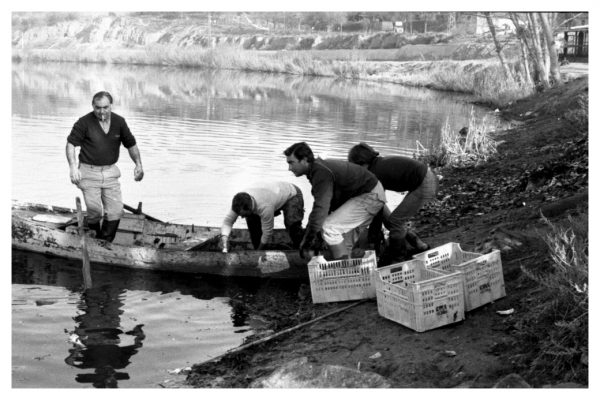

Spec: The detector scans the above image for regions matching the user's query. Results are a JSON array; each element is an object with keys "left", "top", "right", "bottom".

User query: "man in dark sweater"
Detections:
[
  {"left": 348, "top": 142, "right": 439, "bottom": 262},
  {"left": 66, "top": 91, "right": 144, "bottom": 242},
  {"left": 284, "top": 142, "right": 386, "bottom": 260}
]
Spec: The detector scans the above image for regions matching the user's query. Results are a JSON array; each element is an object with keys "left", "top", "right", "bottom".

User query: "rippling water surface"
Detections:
[{"left": 12, "top": 61, "right": 507, "bottom": 387}]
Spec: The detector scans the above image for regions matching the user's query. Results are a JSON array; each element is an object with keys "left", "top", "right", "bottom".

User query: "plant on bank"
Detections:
[
  {"left": 514, "top": 212, "right": 588, "bottom": 384},
  {"left": 415, "top": 107, "right": 497, "bottom": 168}
]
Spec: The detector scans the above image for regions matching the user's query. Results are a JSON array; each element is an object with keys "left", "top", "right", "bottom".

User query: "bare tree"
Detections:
[
  {"left": 539, "top": 12, "right": 562, "bottom": 85},
  {"left": 509, "top": 13, "right": 533, "bottom": 87},
  {"left": 527, "top": 12, "right": 551, "bottom": 88},
  {"left": 485, "top": 12, "right": 514, "bottom": 81}
]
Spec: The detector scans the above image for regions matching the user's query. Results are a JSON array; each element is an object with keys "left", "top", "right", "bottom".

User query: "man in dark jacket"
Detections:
[
  {"left": 66, "top": 91, "right": 144, "bottom": 242},
  {"left": 284, "top": 142, "right": 386, "bottom": 260},
  {"left": 348, "top": 142, "right": 439, "bottom": 262}
]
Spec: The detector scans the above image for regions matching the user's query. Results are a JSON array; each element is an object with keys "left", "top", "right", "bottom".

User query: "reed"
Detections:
[
  {"left": 415, "top": 107, "right": 497, "bottom": 168},
  {"left": 13, "top": 46, "right": 533, "bottom": 106}
]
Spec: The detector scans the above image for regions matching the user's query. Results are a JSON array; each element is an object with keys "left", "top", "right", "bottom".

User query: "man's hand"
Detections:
[
  {"left": 220, "top": 235, "right": 228, "bottom": 253},
  {"left": 299, "top": 231, "right": 322, "bottom": 259},
  {"left": 69, "top": 166, "right": 82, "bottom": 185},
  {"left": 134, "top": 165, "right": 144, "bottom": 181}
]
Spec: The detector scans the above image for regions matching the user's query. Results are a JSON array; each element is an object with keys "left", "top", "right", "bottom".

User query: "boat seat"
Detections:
[{"left": 32, "top": 214, "right": 77, "bottom": 229}]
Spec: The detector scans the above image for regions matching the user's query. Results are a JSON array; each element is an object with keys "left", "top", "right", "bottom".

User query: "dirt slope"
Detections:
[{"left": 181, "top": 77, "right": 588, "bottom": 388}]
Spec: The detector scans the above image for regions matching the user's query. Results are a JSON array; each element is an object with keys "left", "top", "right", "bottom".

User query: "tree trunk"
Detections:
[
  {"left": 509, "top": 13, "right": 533, "bottom": 87},
  {"left": 485, "top": 12, "right": 514, "bottom": 81},
  {"left": 539, "top": 12, "right": 562, "bottom": 85},
  {"left": 528, "top": 12, "right": 551, "bottom": 89}
]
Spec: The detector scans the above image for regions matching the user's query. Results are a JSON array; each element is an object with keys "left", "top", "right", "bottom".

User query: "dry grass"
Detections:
[
  {"left": 415, "top": 107, "right": 497, "bottom": 168},
  {"left": 514, "top": 212, "right": 588, "bottom": 384},
  {"left": 13, "top": 46, "right": 535, "bottom": 106}
]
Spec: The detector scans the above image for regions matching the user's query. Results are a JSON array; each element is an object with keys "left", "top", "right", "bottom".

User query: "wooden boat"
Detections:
[{"left": 11, "top": 201, "right": 308, "bottom": 279}]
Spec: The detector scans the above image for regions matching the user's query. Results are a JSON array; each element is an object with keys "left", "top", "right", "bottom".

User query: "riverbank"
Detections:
[
  {"left": 172, "top": 76, "right": 588, "bottom": 388},
  {"left": 12, "top": 12, "right": 533, "bottom": 106}
]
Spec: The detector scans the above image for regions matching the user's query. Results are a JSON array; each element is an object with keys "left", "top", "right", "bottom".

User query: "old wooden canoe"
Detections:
[{"left": 11, "top": 201, "right": 308, "bottom": 279}]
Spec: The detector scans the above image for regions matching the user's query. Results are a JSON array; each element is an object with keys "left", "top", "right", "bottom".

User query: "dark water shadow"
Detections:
[{"left": 12, "top": 250, "right": 306, "bottom": 387}]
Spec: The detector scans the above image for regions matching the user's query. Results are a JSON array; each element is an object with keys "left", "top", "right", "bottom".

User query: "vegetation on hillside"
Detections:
[{"left": 513, "top": 213, "right": 588, "bottom": 383}]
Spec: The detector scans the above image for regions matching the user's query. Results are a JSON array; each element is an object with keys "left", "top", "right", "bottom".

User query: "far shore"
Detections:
[{"left": 12, "top": 45, "right": 586, "bottom": 107}]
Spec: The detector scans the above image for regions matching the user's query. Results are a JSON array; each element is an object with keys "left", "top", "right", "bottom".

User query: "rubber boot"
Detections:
[
  {"left": 87, "top": 221, "right": 102, "bottom": 239},
  {"left": 405, "top": 230, "right": 430, "bottom": 253},
  {"left": 99, "top": 219, "right": 120, "bottom": 243},
  {"left": 327, "top": 242, "right": 349, "bottom": 261},
  {"left": 386, "top": 230, "right": 409, "bottom": 263}
]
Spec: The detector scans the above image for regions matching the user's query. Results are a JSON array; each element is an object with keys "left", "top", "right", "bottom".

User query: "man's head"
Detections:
[
  {"left": 232, "top": 192, "right": 253, "bottom": 217},
  {"left": 348, "top": 142, "right": 380, "bottom": 167},
  {"left": 92, "top": 91, "right": 113, "bottom": 122},
  {"left": 284, "top": 142, "right": 314, "bottom": 177}
]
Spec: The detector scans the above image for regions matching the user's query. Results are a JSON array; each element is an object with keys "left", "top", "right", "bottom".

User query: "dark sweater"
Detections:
[
  {"left": 306, "top": 158, "right": 378, "bottom": 233},
  {"left": 369, "top": 156, "right": 427, "bottom": 192},
  {"left": 67, "top": 112, "right": 137, "bottom": 166}
]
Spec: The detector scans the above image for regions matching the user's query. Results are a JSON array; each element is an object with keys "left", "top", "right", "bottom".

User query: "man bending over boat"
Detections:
[
  {"left": 66, "top": 91, "right": 144, "bottom": 242},
  {"left": 284, "top": 142, "right": 386, "bottom": 261},
  {"left": 220, "top": 181, "right": 305, "bottom": 253},
  {"left": 348, "top": 142, "right": 439, "bottom": 264}
]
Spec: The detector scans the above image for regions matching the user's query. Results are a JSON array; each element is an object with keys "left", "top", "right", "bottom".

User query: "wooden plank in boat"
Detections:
[
  {"left": 119, "top": 214, "right": 145, "bottom": 233},
  {"left": 32, "top": 214, "right": 75, "bottom": 225}
]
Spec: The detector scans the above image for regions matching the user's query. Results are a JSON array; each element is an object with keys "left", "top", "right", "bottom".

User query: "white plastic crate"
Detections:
[
  {"left": 307, "top": 250, "right": 377, "bottom": 303},
  {"left": 413, "top": 243, "right": 506, "bottom": 311},
  {"left": 375, "top": 259, "right": 465, "bottom": 332}
]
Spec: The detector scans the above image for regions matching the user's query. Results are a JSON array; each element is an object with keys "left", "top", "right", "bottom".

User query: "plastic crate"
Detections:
[
  {"left": 375, "top": 259, "right": 465, "bottom": 332},
  {"left": 413, "top": 243, "right": 506, "bottom": 311},
  {"left": 307, "top": 250, "right": 377, "bottom": 303}
]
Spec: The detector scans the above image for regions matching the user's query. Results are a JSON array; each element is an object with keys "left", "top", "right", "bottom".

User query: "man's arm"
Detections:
[
  {"left": 66, "top": 142, "right": 81, "bottom": 185},
  {"left": 257, "top": 205, "right": 275, "bottom": 250},
  {"left": 127, "top": 145, "right": 144, "bottom": 181},
  {"left": 220, "top": 210, "right": 239, "bottom": 253},
  {"left": 306, "top": 171, "right": 333, "bottom": 235}
]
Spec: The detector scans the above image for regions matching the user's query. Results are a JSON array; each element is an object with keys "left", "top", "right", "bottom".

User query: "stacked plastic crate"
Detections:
[{"left": 307, "top": 242, "right": 505, "bottom": 332}]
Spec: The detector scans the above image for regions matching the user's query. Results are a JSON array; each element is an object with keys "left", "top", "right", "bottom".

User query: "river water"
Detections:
[{"left": 11, "top": 61, "right": 506, "bottom": 387}]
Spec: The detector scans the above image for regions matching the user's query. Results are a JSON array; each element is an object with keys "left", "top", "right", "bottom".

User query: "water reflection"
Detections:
[
  {"left": 12, "top": 250, "right": 274, "bottom": 388},
  {"left": 64, "top": 285, "right": 145, "bottom": 388},
  {"left": 12, "top": 61, "right": 507, "bottom": 226}
]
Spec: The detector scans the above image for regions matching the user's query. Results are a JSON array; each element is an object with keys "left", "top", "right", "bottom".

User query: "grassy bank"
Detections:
[{"left": 13, "top": 44, "right": 534, "bottom": 107}]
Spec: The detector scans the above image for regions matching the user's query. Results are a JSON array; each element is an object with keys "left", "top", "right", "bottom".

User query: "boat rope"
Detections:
[{"left": 196, "top": 299, "right": 370, "bottom": 367}]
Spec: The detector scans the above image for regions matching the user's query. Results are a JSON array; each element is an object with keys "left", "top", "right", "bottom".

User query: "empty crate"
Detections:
[
  {"left": 413, "top": 242, "right": 506, "bottom": 311},
  {"left": 308, "top": 250, "right": 377, "bottom": 303},
  {"left": 375, "top": 259, "right": 465, "bottom": 332}
]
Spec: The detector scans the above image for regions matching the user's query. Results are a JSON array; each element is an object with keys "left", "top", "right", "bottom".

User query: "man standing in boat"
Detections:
[
  {"left": 66, "top": 91, "right": 144, "bottom": 242},
  {"left": 220, "top": 181, "right": 305, "bottom": 252},
  {"left": 284, "top": 142, "right": 386, "bottom": 261}
]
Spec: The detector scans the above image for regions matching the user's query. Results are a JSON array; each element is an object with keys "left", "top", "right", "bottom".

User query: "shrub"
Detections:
[
  {"left": 514, "top": 213, "right": 588, "bottom": 384},
  {"left": 415, "top": 107, "right": 497, "bottom": 168},
  {"left": 563, "top": 94, "right": 588, "bottom": 133}
]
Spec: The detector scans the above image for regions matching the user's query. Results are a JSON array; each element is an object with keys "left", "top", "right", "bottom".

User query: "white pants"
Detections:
[
  {"left": 77, "top": 163, "right": 123, "bottom": 223},
  {"left": 321, "top": 182, "right": 386, "bottom": 246}
]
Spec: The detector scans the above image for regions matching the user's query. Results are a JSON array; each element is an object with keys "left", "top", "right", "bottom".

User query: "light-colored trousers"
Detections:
[
  {"left": 322, "top": 182, "right": 386, "bottom": 246},
  {"left": 77, "top": 163, "right": 123, "bottom": 223}
]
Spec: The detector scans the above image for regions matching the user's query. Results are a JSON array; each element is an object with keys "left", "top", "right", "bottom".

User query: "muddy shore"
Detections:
[{"left": 161, "top": 75, "right": 588, "bottom": 389}]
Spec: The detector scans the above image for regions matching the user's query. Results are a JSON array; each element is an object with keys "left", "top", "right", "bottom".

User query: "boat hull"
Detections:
[{"left": 11, "top": 201, "right": 308, "bottom": 280}]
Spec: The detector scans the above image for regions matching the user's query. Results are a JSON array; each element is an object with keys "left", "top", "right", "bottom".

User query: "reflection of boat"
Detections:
[{"left": 11, "top": 201, "right": 308, "bottom": 279}]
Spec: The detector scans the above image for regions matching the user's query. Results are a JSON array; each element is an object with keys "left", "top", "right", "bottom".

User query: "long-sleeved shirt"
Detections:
[
  {"left": 221, "top": 181, "right": 298, "bottom": 244},
  {"left": 67, "top": 112, "right": 137, "bottom": 166},
  {"left": 306, "top": 158, "right": 378, "bottom": 234},
  {"left": 368, "top": 156, "right": 428, "bottom": 192}
]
